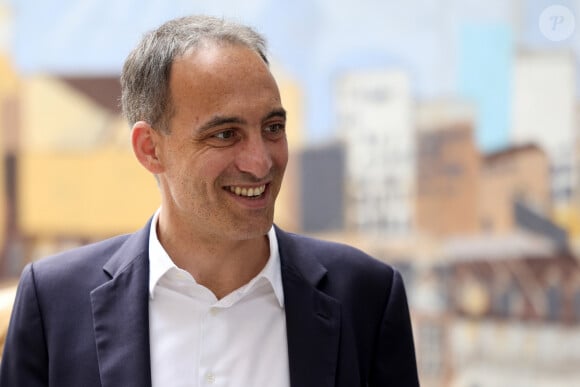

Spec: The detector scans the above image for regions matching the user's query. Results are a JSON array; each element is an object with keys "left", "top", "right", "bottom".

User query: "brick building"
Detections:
[{"left": 415, "top": 101, "right": 480, "bottom": 237}]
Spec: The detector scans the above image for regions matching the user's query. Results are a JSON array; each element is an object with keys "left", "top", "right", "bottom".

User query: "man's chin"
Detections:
[{"left": 229, "top": 220, "right": 273, "bottom": 241}]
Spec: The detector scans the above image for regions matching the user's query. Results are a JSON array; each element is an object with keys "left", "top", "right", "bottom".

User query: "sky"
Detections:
[{"left": 5, "top": 0, "right": 580, "bottom": 150}]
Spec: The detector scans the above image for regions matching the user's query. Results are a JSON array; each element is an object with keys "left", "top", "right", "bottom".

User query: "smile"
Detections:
[{"left": 227, "top": 184, "right": 266, "bottom": 198}]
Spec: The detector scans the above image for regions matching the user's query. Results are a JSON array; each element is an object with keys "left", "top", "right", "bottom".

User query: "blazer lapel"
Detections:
[
  {"left": 90, "top": 224, "right": 152, "bottom": 387},
  {"left": 277, "top": 228, "right": 341, "bottom": 387}
]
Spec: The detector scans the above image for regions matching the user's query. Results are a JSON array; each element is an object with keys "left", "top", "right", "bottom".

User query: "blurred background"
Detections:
[{"left": 1, "top": 0, "right": 580, "bottom": 385}]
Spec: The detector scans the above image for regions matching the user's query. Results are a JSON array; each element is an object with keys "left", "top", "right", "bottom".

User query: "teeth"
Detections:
[{"left": 229, "top": 185, "right": 266, "bottom": 197}]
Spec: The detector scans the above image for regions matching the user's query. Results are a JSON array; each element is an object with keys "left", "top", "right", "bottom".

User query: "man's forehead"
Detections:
[
  {"left": 176, "top": 41, "right": 266, "bottom": 68},
  {"left": 170, "top": 43, "right": 277, "bottom": 93}
]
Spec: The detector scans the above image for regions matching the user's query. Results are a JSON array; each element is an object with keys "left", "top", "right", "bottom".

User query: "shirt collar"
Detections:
[
  {"left": 148, "top": 209, "right": 175, "bottom": 299},
  {"left": 148, "top": 209, "right": 284, "bottom": 307}
]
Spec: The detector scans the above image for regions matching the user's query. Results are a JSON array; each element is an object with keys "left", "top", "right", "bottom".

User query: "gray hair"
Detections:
[{"left": 120, "top": 15, "right": 269, "bottom": 132}]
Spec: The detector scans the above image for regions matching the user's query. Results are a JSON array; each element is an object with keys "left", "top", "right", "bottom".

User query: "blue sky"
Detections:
[{"left": 6, "top": 0, "right": 580, "bottom": 151}]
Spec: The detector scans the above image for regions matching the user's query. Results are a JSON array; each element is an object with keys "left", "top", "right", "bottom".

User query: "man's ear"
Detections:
[{"left": 131, "top": 121, "right": 164, "bottom": 174}]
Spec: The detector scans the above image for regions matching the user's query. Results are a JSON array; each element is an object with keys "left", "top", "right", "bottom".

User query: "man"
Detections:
[{"left": 0, "top": 15, "right": 419, "bottom": 386}]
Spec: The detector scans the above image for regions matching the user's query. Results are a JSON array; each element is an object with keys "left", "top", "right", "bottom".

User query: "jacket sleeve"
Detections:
[
  {"left": 369, "top": 269, "right": 420, "bottom": 386},
  {"left": 0, "top": 263, "right": 49, "bottom": 387}
]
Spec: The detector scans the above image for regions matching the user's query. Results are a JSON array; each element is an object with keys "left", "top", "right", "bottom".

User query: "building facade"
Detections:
[
  {"left": 415, "top": 101, "right": 480, "bottom": 237},
  {"left": 336, "top": 69, "right": 415, "bottom": 235}
]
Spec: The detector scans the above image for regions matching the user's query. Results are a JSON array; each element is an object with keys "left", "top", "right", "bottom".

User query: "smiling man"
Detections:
[{"left": 0, "top": 15, "right": 419, "bottom": 387}]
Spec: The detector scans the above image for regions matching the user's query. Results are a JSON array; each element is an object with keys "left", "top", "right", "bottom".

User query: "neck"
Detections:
[{"left": 156, "top": 214, "right": 271, "bottom": 299}]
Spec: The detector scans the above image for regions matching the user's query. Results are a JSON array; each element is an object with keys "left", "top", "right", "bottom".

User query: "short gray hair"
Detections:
[{"left": 120, "top": 15, "right": 269, "bottom": 132}]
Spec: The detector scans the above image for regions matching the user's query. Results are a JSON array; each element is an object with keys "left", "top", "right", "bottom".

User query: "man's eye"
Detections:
[
  {"left": 265, "top": 123, "right": 285, "bottom": 134},
  {"left": 214, "top": 130, "right": 236, "bottom": 140}
]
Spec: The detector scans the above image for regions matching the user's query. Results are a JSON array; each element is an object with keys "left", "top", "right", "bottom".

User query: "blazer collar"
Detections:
[
  {"left": 90, "top": 220, "right": 152, "bottom": 387},
  {"left": 101, "top": 218, "right": 152, "bottom": 277},
  {"left": 276, "top": 226, "right": 341, "bottom": 387}
]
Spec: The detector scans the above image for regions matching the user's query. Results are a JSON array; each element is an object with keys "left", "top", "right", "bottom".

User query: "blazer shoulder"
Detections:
[
  {"left": 35, "top": 233, "right": 131, "bottom": 268},
  {"left": 26, "top": 233, "right": 134, "bottom": 288}
]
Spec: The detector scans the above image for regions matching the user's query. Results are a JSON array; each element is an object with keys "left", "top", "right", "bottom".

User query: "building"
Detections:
[
  {"left": 479, "top": 144, "right": 551, "bottom": 235},
  {"left": 336, "top": 69, "right": 415, "bottom": 235},
  {"left": 299, "top": 142, "right": 345, "bottom": 233},
  {"left": 510, "top": 50, "right": 577, "bottom": 223},
  {"left": 415, "top": 100, "right": 480, "bottom": 237},
  {"left": 0, "top": 57, "right": 20, "bottom": 277}
]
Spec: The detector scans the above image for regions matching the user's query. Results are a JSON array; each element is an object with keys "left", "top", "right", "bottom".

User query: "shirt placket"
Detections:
[{"left": 199, "top": 304, "right": 225, "bottom": 387}]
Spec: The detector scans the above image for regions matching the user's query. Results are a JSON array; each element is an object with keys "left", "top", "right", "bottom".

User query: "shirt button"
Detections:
[
  {"left": 210, "top": 308, "right": 219, "bottom": 316},
  {"left": 206, "top": 372, "right": 216, "bottom": 384}
]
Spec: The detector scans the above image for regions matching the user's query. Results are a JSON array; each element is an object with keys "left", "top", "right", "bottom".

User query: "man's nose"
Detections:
[{"left": 235, "top": 135, "right": 273, "bottom": 179}]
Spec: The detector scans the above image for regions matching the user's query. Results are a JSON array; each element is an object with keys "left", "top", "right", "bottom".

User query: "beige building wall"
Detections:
[
  {"left": 0, "top": 61, "right": 7, "bottom": 252},
  {"left": 0, "top": 54, "right": 19, "bottom": 253},
  {"left": 18, "top": 76, "right": 159, "bottom": 242},
  {"left": 272, "top": 68, "right": 304, "bottom": 232},
  {"left": 19, "top": 149, "right": 158, "bottom": 238},
  {"left": 274, "top": 69, "right": 304, "bottom": 149},
  {"left": 479, "top": 145, "right": 551, "bottom": 234},
  {"left": 20, "top": 75, "right": 120, "bottom": 151}
]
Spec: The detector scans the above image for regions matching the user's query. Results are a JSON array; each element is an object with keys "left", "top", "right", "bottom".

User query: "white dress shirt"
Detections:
[{"left": 148, "top": 210, "right": 290, "bottom": 387}]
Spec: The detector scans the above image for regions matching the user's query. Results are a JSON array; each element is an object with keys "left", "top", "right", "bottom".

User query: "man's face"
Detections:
[{"left": 154, "top": 43, "right": 288, "bottom": 242}]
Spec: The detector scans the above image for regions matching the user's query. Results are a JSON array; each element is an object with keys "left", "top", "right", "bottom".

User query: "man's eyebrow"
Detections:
[
  {"left": 197, "top": 116, "right": 246, "bottom": 134},
  {"left": 264, "top": 108, "right": 287, "bottom": 121}
]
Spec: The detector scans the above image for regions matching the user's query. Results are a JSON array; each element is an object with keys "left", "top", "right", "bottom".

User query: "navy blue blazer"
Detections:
[{"left": 0, "top": 221, "right": 419, "bottom": 386}]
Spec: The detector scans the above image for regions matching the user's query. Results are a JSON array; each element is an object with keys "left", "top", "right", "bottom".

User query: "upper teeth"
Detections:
[{"left": 229, "top": 185, "right": 266, "bottom": 197}]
